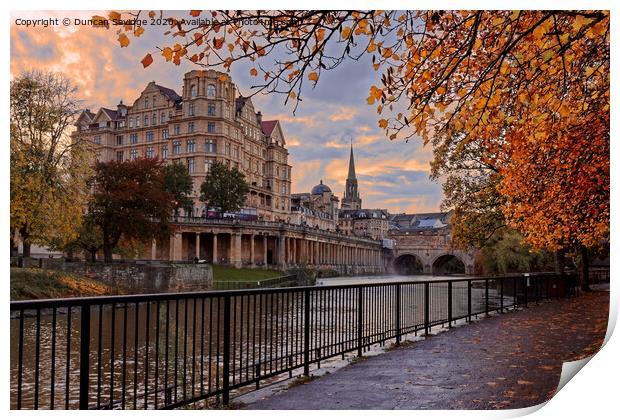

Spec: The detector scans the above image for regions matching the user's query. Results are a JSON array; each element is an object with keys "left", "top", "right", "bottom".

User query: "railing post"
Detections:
[
  {"left": 500, "top": 277, "right": 504, "bottom": 313},
  {"left": 303, "top": 289, "right": 311, "bottom": 376},
  {"left": 513, "top": 277, "right": 518, "bottom": 309},
  {"left": 395, "top": 284, "right": 401, "bottom": 343},
  {"left": 447, "top": 281, "right": 452, "bottom": 328},
  {"left": 485, "top": 278, "right": 489, "bottom": 316},
  {"left": 424, "top": 282, "right": 430, "bottom": 335},
  {"left": 523, "top": 276, "right": 529, "bottom": 308},
  {"left": 222, "top": 295, "right": 231, "bottom": 405},
  {"left": 357, "top": 286, "right": 363, "bottom": 357},
  {"left": 79, "top": 304, "right": 91, "bottom": 410},
  {"left": 535, "top": 276, "right": 539, "bottom": 304},
  {"left": 467, "top": 280, "right": 472, "bottom": 323}
]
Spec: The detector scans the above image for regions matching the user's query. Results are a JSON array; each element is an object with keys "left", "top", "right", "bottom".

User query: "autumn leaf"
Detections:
[
  {"left": 134, "top": 26, "right": 145, "bottom": 37},
  {"left": 378, "top": 119, "right": 388, "bottom": 128},
  {"left": 213, "top": 37, "right": 225, "bottom": 50},
  {"left": 341, "top": 26, "right": 351, "bottom": 39},
  {"left": 108, "top": 11, "right": 121, "bottom": 21},
  {"left": 118, "top": 33, "right": 130, "bottom": 48},
  {"left": 190, "top": 10, "right": 201, "bottom": 17},
  {"left": 308, "top": 72, "right": 318, "bottom": 82},
  {"left": 161, "top": 47, "right": 173, "bottom": 61},
  {"left": 250, "top": 68, "right": 258, "bottom": 77},
  {"left": 141, "top": 53, "right": 153, "bottom": 68}
]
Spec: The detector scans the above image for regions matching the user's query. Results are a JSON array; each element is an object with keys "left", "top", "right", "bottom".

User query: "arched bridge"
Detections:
[{"left": 387, "top": 231, "right": 476, "bottom": 276}]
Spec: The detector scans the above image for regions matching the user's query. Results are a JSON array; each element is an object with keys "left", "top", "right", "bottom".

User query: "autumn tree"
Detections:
[
  {"left": 88, "top": 158, "right": 175, "bottom": 262},
  {"left": 62, "top": 215, "right": 103, "bottom": 262},
  {"left": 10, "top": 70, "right": 93, "bottom": 258},
  {"left": 110, "top": 10, "right": 609, "bottom": 289},
  {"left": 200, "top": 162, "right": 249, "bottom": 214},
  {"left": 163, "top": 161, "right": 194, "bottom": 216}
]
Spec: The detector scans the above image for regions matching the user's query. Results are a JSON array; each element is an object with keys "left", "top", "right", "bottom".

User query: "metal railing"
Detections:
[
  {"left": 9, "top": 272, "right": 598, "bottom": 410},
  {"left": 212, "top": 274, "right": 300, "bottom": 291}
]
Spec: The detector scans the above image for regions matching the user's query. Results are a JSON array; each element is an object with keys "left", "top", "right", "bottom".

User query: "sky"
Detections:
[{"left": 10, "top": 10, "right": 444, "bottom": 214}]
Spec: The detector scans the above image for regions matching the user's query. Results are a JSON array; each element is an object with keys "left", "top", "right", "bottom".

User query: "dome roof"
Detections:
[{"left": 311, "top": 180, "right": 332, "bottom": 195}]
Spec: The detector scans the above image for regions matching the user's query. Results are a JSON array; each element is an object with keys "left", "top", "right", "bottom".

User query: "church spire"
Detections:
[
  {"left": 347, "top": 142, "right": 357, "bottom": 180},
  {"left": 342, "top": 140, "right": 362, "bottom": 210}
]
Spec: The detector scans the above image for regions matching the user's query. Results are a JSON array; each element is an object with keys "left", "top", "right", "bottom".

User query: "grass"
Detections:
[
  {"left": 211, "top": 265, "right": 284, "bottom": 282},
  {"left": 10, "top": 267, "right": 123, "bottom": 300}
]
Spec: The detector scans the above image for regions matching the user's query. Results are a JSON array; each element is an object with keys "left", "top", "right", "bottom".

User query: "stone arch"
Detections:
[
  {"left": 431, "top": 254, "right": 466, "bottom": 275},
  {"left": 392, "top": 253, "right": 424, "bottom": 275}
]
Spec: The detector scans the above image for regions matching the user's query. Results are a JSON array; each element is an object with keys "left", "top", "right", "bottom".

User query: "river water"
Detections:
[{"left": 10, "top": 274, "right": 508, "bottom": 409}]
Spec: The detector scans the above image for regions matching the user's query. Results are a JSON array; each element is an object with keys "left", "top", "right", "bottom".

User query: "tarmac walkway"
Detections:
[{"left": 245, "top": 286, "right": 609, "bottom": 410}]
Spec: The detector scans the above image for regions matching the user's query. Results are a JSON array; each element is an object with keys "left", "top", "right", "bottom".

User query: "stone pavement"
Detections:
[{"left": 245, "top": 287, "right": 609, "bottom": 410}]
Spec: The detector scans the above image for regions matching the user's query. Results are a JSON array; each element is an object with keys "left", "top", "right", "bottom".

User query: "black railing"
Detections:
[
  {"left": 212, "top": 275, "right": 300, "bottom": 291},
  {"left": 10, "top": 272, "right": 600, "bottom": 410}
]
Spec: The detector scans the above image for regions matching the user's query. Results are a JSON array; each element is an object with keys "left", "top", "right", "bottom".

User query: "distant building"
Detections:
[
  {"left": 338, "top": 208, "right": 390, "bottom": 240},
  {"left": 389, "top": 212, "right": 452, "bottom": 234},
  {"left": 290, "top": 180, "right": 340, "bottom": 231},
  {"left": 72, "top": 70, "right": 292, "bottom": 222}
]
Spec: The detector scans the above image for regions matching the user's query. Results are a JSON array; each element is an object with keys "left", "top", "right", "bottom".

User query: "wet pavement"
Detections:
[{"left": 244, "top": 287, "right": 609, "bottom": 410}]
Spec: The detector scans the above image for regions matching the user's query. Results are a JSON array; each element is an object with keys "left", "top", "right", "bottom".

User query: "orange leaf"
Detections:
[
  {"left": 190, "top": 10, "right": 201, "bottom": 17},
  {"left": 250, "top": 68, "right": 258, "bottom": 77},
  {"left": 134, "top": 26, "right": 145, "bottom": 37},
  {"left": 161, "top": 47, "right": 173, "bottom": 61},
  {"left": 141, "top": 53, "right": 153, "bottom": 68},
  {"left": 308, "top": 72, "right": 318, "bottom": 82},
  {"left": 118, "top": 33, "right": 130, "bottom": 48},
  {"left": 108, "top": 11, "right": 121, "bottom": 21},
  {"left": 213, "top": 37, "right": 225, "bottom": 50}
]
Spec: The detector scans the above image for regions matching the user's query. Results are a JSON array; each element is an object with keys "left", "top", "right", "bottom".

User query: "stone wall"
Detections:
[{"left": 37, "top": 259, "right": 213, "bottom": 293}]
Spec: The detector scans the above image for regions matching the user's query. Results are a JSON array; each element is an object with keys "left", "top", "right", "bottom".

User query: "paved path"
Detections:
[{"left": 245, "top": 288, "right": 609, "bottom": 410}]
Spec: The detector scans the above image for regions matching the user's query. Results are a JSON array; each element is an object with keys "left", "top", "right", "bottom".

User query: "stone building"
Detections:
[
  {"left": 290, "top": 180, "right": 340, "bottom": 231},
  {"left": 340, "top": 144, "right": 362, "bottom": 210},
  {"left": 72, "top": 70, "right": 292, "bottom": 222},
  {"left": 338, "top": 208, "right": 390, "bottom": 240}
]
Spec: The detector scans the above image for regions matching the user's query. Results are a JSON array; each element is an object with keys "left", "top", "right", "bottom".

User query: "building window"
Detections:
[
  {"left": 187, "top": 139, "right": 195, "bottom": 153},
  {"left": 130, "top": 149, "right": 138, "bottom": 160},
  {"left": 160, "top": 112, "right": 166, "bottom": 124},
  {"left": 162, "top": 129, "right": 169, "bottom": 139},
  {"left": 144, "top": 115, "right": 149, "bottom": 126},
  {"left": 116, "top": 135, "right": 124, "bottom": 145},
  {"left": 135, "top": 116, "right": 140, "bottom": 127},
  {"left": 146, "top": 147, "right": 155, "bottom": 158},
  {"left": 144, "top": 97, "right": 149, "bottom": 108},
  {"left": 208, "top": 103, "right": 216, "bottom": 116},
  {"left": 128, "top": 118, "right": 134, "bottom": 128},
  {"left": 190, "top": 84, "right": 197, "bottom": 98},
  {"left": 116, "top": 151, "right": 124, "bottom": 162},
  {"left": 205, "top": 139, "right": 216, "bottom": 153},
  {"left": 146, "top": 131, "right": 154, "bottom": 142},
  {"left": 187, "top": 158, "right": 195, "bottom": 173},
  {"left": 188, "top": 102, "right": 195, "bottom": 116},
  {"left": 205, "top": 159, "right": 213, "bottom": 172},
  {"left": 208, "top": 122, "right": 215, "bottom": 133},
  {"left": 225, "top": 142, "right": 231, "bottom": 156},
  {"left": 225, "top": 105, "right": 230, "bottom": 119},
  {"left": 152, "top": 113, "right": 157, "bottom": 125},
  {"left": 162, "top": 145, "right": 168, "bottom": 159},
  {"left": 207, "top": 84, "right": 216, "bottom": 98},
  {"left": 172, "top": 140, "right": 181, "bottom": 155},
  {"left": 130, "top": 133, "right": 138, "bottom": 144},
  {"left": 94, "top": 135, "right": 101, "bottom": 144},
  {"left": 174, "top": 124, "right": 181, "bottom": 135},
  {"left": 188, "top": 122, "right": 195, "bottom": 133}
]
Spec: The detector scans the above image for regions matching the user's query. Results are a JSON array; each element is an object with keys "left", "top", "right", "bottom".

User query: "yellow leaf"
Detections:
[
  {"left": 118, "top": 33, "right": 130, "bottom": 48},
  {"left": 134, "top": 26, "right": 145, "bottom": 37},
  {"left": 367, "top": 41, "right": 376, "bottom": 53},
  {"left": 378, "top": 119, "right": 388, "bottom": 128},
  {"left": 341, "top": 27, "right": 351, "bottom": 39},
  {"left": 308, "top": 72, "right": 318, "bottom": 82},
  {"left": 161, "top": 47, "right": 173, "bottom": 61}
]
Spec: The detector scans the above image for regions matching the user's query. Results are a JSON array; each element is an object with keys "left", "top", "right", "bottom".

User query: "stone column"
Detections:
[
  {"left": 170, "top": 232, "right": 182, "bottom": 261},
  {"left": 195, "top": 233, "right": 201, "bottom": 259},
  {"left": 151, "top": 239, "right": 157, "bottom": 260},
  {"left": 232, "top": 232, "right": 242, "bottom": 268},
  {"left": 278, "top": 235, "right": 286, "bottom": 268},
  {"left": 263, "top": 235, "right": 268, "bottom": 266},
  {"left": 212, "top": 233, "right": 218, "bottom": 264},
  {"left": 250, "top": 234, "right": 255, "bottom": 266}
]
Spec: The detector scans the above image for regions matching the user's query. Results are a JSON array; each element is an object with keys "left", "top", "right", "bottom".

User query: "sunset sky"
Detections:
[{"left": 10, "top": 10, "right": 444, "bottom": 214}]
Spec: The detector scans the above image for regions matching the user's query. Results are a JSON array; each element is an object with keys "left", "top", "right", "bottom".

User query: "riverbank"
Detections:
[
  {"left": 212, "top": 265, "right": 284, "bottom": 282},
  {"left": 10, "top": 268, "right": 124, "bottom": 300}
]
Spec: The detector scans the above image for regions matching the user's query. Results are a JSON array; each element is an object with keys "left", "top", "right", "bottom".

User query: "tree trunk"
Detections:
[
  {"left": 19, "top": 226, "right": 31, "bottom": 258},
  {"left": 580, "top": 245, "right": 591, "bottom": 292},
  {"left": 90, "top": 249, "right": 97, "bottom": 262},
  {"left": 102, "top": 227, "right": 113, "bottom": 263},
  {"left": 554, "top": 249, "right": 566, "bottom": 274}
]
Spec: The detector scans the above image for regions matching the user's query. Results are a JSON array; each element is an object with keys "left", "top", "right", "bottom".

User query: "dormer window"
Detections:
[{"left": 207, "top": 84, "right": 216, "bottom": 98}]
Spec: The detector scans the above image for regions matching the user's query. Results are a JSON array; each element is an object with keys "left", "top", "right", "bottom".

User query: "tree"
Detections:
[
  {"left": 110, "top": 10, "right": 609, "bottom": 288},
  {"left": 88, "top": 158, "right": 176, "bottom": 262},
  {"left": 163, "top": 161, "right": 194, "bottom": 216},
  {"left": 10, "top": 70, "right": 92, "bottom": 257},
  {"left": 199, "top": 162, "right": 249, "bottom": 214},
  {"left": 62, "top": 215, "right": 103, "bottom": 262}
]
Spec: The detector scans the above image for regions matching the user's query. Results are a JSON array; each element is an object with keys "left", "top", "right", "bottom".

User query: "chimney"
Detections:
[{"left": 256, "top": 111, "right": 262, "bottom": 125}]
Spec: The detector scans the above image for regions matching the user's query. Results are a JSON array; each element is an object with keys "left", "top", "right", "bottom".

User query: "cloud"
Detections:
[{"left": 10, "top": 11, "right": 445, "bottom": 214}]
